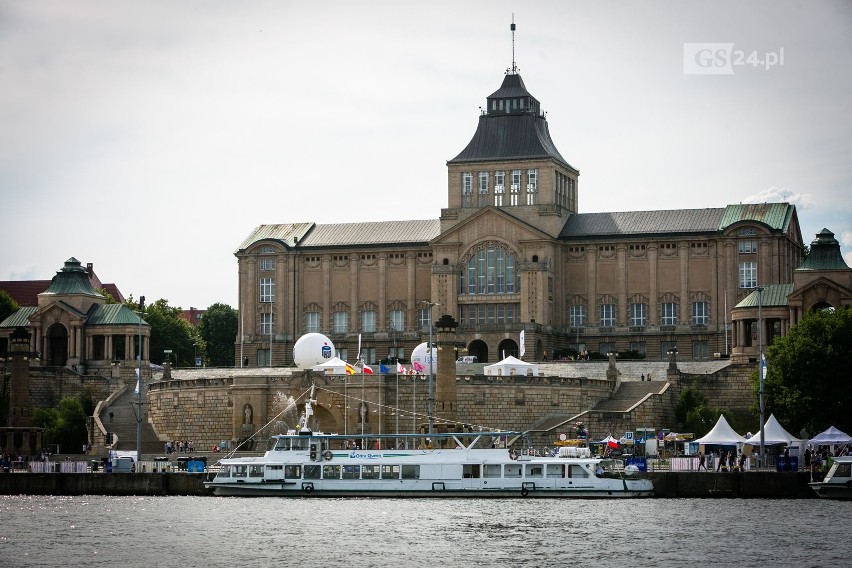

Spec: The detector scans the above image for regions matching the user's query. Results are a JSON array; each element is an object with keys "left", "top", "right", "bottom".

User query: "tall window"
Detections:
[
  {"left": 260, "top": 313, "right": 274, "bottom": 335},
  {"left": 692, "top": 341, "right": 709, "bottom": 359},
  {"left": 459, "top": 244, "right": 519, "bottom": 295},
  {"left": 691, "top": 301, "right": 709, "bottom": 325},
  {"left": 494, "top": 171, "right": 505, "bottom": 206},
  {"left": 570, "top": 304, "right": 586, "bottom": 328},
  {"left": 389, "top": 310, "right": 405, "bottom": 332},
  {"left": 738, "top": 240, "right": 757, "bottom": 254},
  {"left": 510, "top": 170, "right": 521, "bottom": 206},
  {"left": 333, "top": 311, "right": 348, "bottom": 334},
  {"left": 260, "top": 258, "right": 274, "bottom": 271},
  {"left": 599, "top": 304, "right": 616, "bottom": 327},
  {"left": 629, "top": 341, "right": 646, "bottom": 356},
  {"left": 478, "top": 172, "right": 489, "bottom": 206},
  {"left": 739, "top": 262, "right": 757, "bottom": 288},
  {"left": 630, "top": 303, "right": 647, "bottom": 327},
  {"left": 259, "top": 278, "right": 275, "bottom": 303},
  {"left": 418, "top": 308, "right": 430, "bottom": 331},
  {"left": 599, "top": 342, "right": 616, "bottom": 355},
  {"left": 362, "top": 310, "right": 377, "bottom": 333},
  {"left": 526, "top": 169, "right": 538, "bottom": 205},
  {"left": 462, "top": 172, "right": 473, "bottom": 207},
  {"left": 305, "top": 312, "right": 320, "bottom": 333},
  {"left": 661, "top": 302, "right": 678, "bottom": 326}
]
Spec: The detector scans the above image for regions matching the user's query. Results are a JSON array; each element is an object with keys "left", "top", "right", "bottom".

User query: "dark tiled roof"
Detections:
[
  {"left": 559, "top": 208, "right": 725, "bottom": 239},
  {"left": 735, "top": 284, "right": 794, "bottom": 308},
  {"left": 86, "top": 303, "right": 147, "bottom": 326},
  {"left": 488, "top": 73, "right": 532, "bottom": 99},
  {"left": 236, "top": 223, "right": 315, "bottom": 253},
  {"left": 448, "top": 113, "right": 573, "bottom": 169},
  {"left": 718, "top": 203, "right": 794, "bottom": 231},
  {"left": 0, "top": 306, "right": 37, "bottom": 328},
  {"left": 0, "top": 281, "right": 48, "bottom": 307},
  {"left": 298, "top": 220, "right": 441, "bottom": 248},
  {"left": 796, "top": 229, "right": 850, "bottom": 271}
]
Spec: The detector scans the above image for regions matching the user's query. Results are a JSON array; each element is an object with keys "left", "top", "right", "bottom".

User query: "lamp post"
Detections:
[
  {"left": 422, "top": 300, "right": 439, "bottom": 435},
  {"left": 757, "top": 285, "right": 765, "bottom": 467},
  {"left": 136, "top": 296, "right": 145, "bottom": 463}
]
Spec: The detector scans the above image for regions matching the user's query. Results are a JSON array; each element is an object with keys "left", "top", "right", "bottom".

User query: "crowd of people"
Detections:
[{"left": 164, "top": 440, "right": 194, "bottom": 454}]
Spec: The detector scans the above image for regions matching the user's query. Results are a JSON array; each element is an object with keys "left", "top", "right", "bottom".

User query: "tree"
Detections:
[
  {"left": 125, "top": 298, "right": 199, "bottom": 367},
  {"left": 199, "top": 303, "right": 238, "bottom": 367},
  {"left": 0, "top": 290, "right": 19, "bottom": 323},
  {"left": 31, "top": 396, "right": 89, "bottom": 454},
  {"left": 675, "top": 387, "right": 734, "bottom": 437},
  {"left": 758, "top": 306, "right": 852, "bottom": 435}
]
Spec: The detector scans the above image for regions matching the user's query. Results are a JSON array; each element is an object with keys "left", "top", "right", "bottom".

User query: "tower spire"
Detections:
[{"left": 511, "top": 14, "right": 517, "bottom": 74}]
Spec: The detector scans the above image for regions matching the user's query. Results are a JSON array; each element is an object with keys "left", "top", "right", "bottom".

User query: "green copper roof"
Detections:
[
  {"left": 719, "top": 203, "right": 793, "bottom": 232},
  {"left": 796, "top": 229, "right": 850, "bottom": 271},
  {"left": 236, "top": 223, "right": 315, "bottom": 253},
  {"left": 0, "top": 306, "right": 37, "bottom": 328},
  {"left": 41, "top": 257, "right": 103, "bottom": 298},
  {"left": 735, "top": 284, "right": 794, "bottom": 308},
  {"left": 86, "top": 303, "right": 148, "bottom": 326}
]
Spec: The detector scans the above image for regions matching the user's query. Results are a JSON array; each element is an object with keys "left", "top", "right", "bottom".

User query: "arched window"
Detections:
[{"left": 458, "top": 243, "right": 520, "bottom": 295}]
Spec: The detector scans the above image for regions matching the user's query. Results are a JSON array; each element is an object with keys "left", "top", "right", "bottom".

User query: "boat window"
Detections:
[
  {"left": 284, "top": 465, "right": 302, "bottom": 479},
  {"left": 249, "top": 465, "right": 264, "bottom": 477},
  {"left": 568, "top": 465, "right": 589, "bottom": 478},
  {"left": 216, "top": 465, "right": 232, "bottom": 479},
  {"left": 484, "top": 464, "right": 501, "bottom": 478},
  {"left": 291, "top": 438, "right": 308, "bottom": 450},
  {"left": 827, "top": 462, "right": 851, "bottom": 481},
  {"left": 323, "top": 465, "right": 341, "bottom": 479},
  {"left": 304, "top": 465, "right": 321, "bottom": 479},
  {"left": 272, "top": 439, "right": 289, "bottom": 451},
  {"left": 401, "top": 465, "right": 420, "bottom": 479},
  {"left": 525, "top": 465, "right": 544, "bottom": 478},
  {"left": 343, "top": 465, "right": 361, "bottom": 479},
  {"left": 504, "top": 464, "right": 522, "bottom": 478},
  {"left": 381, "top": 465, "right": 400, "bottom": 479},
  {"left": 463, "top": 464, "right": 480, "bottom": 478},
  {"left": 362, "top": 465, "right": 380, "bottom": 479},
  {"left": 546, "top": 464, "right": 564, "bottom": 478},
  {"left": 233, "top": 465, "right": 247, "bottom": 478}
]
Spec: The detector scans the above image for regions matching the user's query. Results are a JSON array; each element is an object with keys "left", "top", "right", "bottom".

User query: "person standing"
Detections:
[
  {"left": 698, "top": 451, "right": 707, "bottom": 471},
  {"left": 717, "top": 451, "right": 726, "bottom": 471}
]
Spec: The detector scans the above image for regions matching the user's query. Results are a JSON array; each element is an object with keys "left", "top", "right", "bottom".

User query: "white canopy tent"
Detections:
[
  {"left": 483, "top": 355, "right": 539, "bottom": 377},
  {"left": 808, "top": 426, "right": 852, "bottom": 446},
  {"left": 693, "top": 414, "right": 746, "bottom": 445},
  {"left": 312, "top": 356, "right": 348, "bottom": 374},
  {"left": 743, "top": 414, "right": 802, "bottom": 446}
]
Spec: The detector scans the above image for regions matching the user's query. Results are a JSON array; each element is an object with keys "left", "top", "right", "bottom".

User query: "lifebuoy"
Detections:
[
  {"left": 509, "top": 449, "right": 518, "bottom": 461},
  {"left": 304, "top": 484, "right": 313, "bottom": 494},
  {"left": 521, "top": 487, "right": 529, "bottom": 497},
  {"left": 323, "top": 450, "right": 333, "bottom": 461}
]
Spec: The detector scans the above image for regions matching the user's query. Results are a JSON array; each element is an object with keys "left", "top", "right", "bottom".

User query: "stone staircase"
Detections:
[
  {"left": 593, "top": 381, "right": 666, "bottom": 412},
  {"left": 100, "top": 385, "right": 162, "bottom": 455}
]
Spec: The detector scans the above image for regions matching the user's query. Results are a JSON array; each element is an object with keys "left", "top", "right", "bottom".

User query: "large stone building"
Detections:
[{"left": 235, "top": 66, "right": 806, "bottom": 368}]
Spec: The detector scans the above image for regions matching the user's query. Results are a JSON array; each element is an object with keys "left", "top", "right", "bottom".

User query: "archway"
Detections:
[
  {"left": 496, "top": 339, "right": 519, "bottom": 360},
  {"left": 467, "top": 339, "right": 489, "bottom": 363},
  {"left": 46, "top": 323, "right": 68, "bottom": 366}
]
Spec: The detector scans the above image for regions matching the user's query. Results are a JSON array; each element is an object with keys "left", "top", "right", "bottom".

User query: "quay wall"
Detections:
[{"left": 0, "top": 471, "right": 814, "bottom": 498}]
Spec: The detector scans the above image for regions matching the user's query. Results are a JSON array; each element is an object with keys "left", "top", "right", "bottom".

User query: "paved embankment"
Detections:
[{"left": 0, "top": 471, "right": 816, "bottom": 498}]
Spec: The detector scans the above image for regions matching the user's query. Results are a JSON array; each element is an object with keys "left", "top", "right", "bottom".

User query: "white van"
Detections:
[{"left": 457, "top": 356, "right": 478, "bottom": 363}]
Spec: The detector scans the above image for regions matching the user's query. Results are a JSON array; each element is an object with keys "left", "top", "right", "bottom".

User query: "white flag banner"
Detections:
[
  {"left": 519, "top": 330, "right": 526, "bottom": 357},
  {"left": 135, "top": 367, "right": 140, "bottom": 394}
]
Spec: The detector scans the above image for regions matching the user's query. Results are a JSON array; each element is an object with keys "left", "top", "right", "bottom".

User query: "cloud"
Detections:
[{"left": 741, "top": 187, "right": 816, "bottom": 209}]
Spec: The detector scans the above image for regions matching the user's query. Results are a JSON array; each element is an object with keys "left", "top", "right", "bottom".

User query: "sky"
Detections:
[{"left": 2, "top": 0, "right": 850, "bottom": 310}]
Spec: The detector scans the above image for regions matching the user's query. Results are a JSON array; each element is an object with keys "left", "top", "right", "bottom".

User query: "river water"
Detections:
[{"left": 2, "top": 496, "right": 847, "bottom": 567}]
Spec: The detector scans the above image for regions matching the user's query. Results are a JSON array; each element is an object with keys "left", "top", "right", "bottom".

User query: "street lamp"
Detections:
[
  {"left": 422, "top": 300, "right": 439, "bottom": 435},
  {"left": 756, "top": 285, "right": 766, "bottom": 467},
  {"left": 136, "top": 296, "right": 145, "bottom": 463}
]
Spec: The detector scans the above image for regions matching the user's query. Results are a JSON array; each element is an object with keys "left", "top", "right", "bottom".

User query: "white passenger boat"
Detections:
[
  {"left": 809, "top": 456, "right": 852, "bottom": 500},
  {"left": 204, "top": 387, "right": 654, "bottom": 498}
]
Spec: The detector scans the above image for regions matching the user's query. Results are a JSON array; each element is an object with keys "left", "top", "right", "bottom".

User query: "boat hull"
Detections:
[
  {"left": 205, "top": 484, "right": 654, "bottom": 498},
  {"left": 809, "top": 482, "right": 852, "bottom": 500}
]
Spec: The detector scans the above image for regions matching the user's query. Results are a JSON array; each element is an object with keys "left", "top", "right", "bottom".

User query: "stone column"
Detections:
[
  {"left": 434, "top": 314, "right": 459, "bottom": 429},
  {"left": 648, "top": 245, "right": 658, "bottom": 325},
  {"left": 9, "top": 327, "right": 32, "bottom": 428}
]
